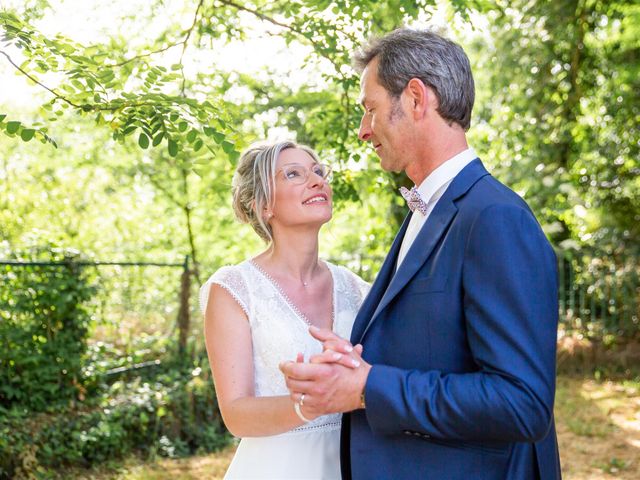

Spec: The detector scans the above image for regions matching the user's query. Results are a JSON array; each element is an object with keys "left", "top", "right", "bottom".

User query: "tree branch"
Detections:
[
  {"left": 216, "top": 0, "right": 295, "bottom": 31},
  {"left": 180, "top": 0, "right": 205, "bottom": 65},
  {"left": 146, "top": 172, "right": 183, "bottom": 209},
  {"left": 2, "top": 1, "right": 205, "bottom": 106},
  {"left": 215, "top": 0, "right": 345, "bottom": 78},
  {"left": 108, "top": 0, "right": 205, "bottom": 71},
  {"left": 0, "top": 49, "right": 82, "bottom": 109},
  {"left": 180, "top": 169, "right": 201, "bottom": 284},
  {"left": 180, "top": 0, "right": 205, "bottom": 95},
  {"left": 0, "top": 50, "right": 206, "bottom": 115},
  {"left": 110, "top": 42, "right": 185, "bottom": 68}
]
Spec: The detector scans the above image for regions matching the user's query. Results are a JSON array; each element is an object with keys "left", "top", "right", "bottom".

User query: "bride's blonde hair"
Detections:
[{"left": 232, "top": 141, "right": 321, "bottom": 243}]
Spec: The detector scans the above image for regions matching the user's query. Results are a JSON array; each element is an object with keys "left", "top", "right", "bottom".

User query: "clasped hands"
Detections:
[{"left": 279, "top": 326, "right": 371, "bottom": 422}]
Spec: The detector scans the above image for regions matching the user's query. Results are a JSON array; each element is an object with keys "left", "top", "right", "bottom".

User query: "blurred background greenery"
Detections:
[{"left": 0, "top": 0, "right": 638, "bottom": 478}]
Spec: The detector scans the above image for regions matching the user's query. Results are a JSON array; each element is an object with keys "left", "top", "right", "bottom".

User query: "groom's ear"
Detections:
[{"left": 405, "top": 78, "right": 430, "bottom": 120}]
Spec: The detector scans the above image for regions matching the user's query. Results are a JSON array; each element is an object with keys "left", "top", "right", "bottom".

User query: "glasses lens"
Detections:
[
  {"left": 312, "top": 164, "right": 325, "bottom": 177},
  {"left": 282, "top": 164, "right": 332, "bottom": 183},
  {"left": 320, "top": 164, "right": 332, "bottom": 182},
  {"left": 283, "top": 165, "right": 306, "bottom": 184},
  {"left": 313, "top": 164, "right": 332, "bottom": 181}
]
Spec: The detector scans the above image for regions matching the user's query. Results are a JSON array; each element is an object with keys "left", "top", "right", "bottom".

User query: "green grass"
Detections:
[{"left": 555, "top": 376, "right": 616, "bottom": 437}]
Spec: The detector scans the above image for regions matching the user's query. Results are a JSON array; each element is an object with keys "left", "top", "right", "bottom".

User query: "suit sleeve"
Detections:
[{"left": 364, "top": 203, "right": 559, "bottom": 442}]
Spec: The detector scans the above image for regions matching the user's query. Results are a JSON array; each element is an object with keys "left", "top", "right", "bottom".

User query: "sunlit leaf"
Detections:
[
  {"left": 138, "top": 132, "right": 149, "bottom": 149},
  {"left": 6, "top": 121, "right": 21, "bottom": 134},
  {"left": 213, "top": 131, "right": 225, "bottom": 144},
  {"left": 221, "top": 140, "right": 235, "bottom": 154},
  {"left": 152, "top": 132, "right": 164, "bottom": 147},
  {"left": 168, "top": 139, "right": 178, "bottom": 157},
  {"left": 20, "top": 129, "right": 35, "bottom": 141}
]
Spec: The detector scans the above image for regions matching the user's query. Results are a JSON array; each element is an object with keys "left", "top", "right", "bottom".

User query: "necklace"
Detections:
[{"left": 249, "top": 259, "right": 335, "bottom": 328}]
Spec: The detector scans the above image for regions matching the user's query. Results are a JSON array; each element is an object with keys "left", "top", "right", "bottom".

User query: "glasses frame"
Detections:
[{"left": 278, "top": 163, "right": 333, "bottom": 185}]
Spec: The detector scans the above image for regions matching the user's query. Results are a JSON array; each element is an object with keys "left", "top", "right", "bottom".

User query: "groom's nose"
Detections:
[{"left": 358, "top": 114, "right": 372, "bottom": 142}]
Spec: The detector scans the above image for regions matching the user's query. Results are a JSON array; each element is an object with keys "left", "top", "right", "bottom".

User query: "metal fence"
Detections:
[
  {"left": 0, "top": 257, "right": 193, "bottom": 374},
  {"left": 338, "top": 249, "right": 639, "bottom": 337},
  {"left": 2, "top": 249, "right": 638, "bottom": 346},
  {"left": 557, "top": 249, "right": 639, "bottom": 336}
]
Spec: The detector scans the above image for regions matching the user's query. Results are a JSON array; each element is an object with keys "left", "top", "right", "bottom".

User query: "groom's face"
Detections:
[{"left": 358, "top": 57, "right": 413, "bottom": 173}]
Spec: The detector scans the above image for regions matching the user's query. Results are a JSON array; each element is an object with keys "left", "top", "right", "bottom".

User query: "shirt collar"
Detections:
[{"left": 414, "top": 148, "right": 477, "bottom": 204}]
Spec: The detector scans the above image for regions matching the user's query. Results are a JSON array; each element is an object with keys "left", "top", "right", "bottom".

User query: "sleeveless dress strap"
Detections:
[{"left": 199, "top": 264, "right": 251, "bottom": 317}]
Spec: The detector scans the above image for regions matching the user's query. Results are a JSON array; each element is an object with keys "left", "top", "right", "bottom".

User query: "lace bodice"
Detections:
[{"left": 200, "top": 259, "right": 370, "bottom": 434}]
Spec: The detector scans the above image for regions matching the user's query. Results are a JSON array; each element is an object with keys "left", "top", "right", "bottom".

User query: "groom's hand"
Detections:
[{"left": 279, "top": 354, "right": 371, "bottom": 415}]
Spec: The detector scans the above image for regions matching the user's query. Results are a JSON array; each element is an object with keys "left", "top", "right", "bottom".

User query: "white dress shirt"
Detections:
[{"left": 396, "top": 148, "right": 478, "bottom": 270}]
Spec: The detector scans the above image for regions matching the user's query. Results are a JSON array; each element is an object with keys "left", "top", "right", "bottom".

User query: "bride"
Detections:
[{"left": 200, "top": 141, "right": 369, "bottom": 479}]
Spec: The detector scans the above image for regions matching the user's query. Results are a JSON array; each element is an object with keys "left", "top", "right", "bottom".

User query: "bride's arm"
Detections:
[{"left": 204, "top": 283, "right": 316, "bottom": 437}]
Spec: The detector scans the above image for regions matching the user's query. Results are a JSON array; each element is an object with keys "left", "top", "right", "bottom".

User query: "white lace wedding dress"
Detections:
[{"left": 199, "top": 259, "right": 369, "bottom": 479}]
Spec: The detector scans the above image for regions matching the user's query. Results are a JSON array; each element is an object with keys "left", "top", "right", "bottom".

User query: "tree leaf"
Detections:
[
  {"left": 152, "top": 132, "right": 164, "bottom": 147},
  {"left": 186, "top": 129, "right": 198, "bottom": 143},
  {"left": 138, "top": 132, "right": 149, "bottom": 149},
  {"left": 212, "top": 132, "right": 225, "bottom": 144},
  {"left": 122, "top": 126, "right": 137, "bottom": 136},
  {"left": 20, "top": 129, "right": 35, "bottom": 141},
  {"left": 6, "top": 121, "right": 21, "bottom": 134},
  {"left": 168, "top": 139, "right": 178, "bottom": 157},
  {"left": 221, "top": 140, "right": 235, "bottom": 153}
]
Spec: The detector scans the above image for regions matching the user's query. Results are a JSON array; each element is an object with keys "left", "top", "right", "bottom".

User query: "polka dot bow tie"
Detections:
[{"left": 399, "top": 186, "right": 428, "bottom": 215}]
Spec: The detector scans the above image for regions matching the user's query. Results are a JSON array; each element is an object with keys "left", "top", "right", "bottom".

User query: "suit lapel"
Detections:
[
  {"left": 350, "top": 212, "right": 412, "bottom": 343},
  {"left": 356, "top": 159, "right": 490, "bottom": 344}
]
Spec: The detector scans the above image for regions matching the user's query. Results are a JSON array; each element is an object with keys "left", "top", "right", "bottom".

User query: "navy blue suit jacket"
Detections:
[{"left": 342, "top": 160, "right": 561, "bottom": 479}]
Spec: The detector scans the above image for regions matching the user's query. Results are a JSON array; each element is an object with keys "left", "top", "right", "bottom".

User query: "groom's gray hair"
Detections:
[{"left": 353, "top": 27, "right": 475, "bottom": 131}]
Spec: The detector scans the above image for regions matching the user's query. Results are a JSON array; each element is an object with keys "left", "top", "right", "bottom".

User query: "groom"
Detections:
[{"left": 281, "top": 28, "right": 561, "bottom": 479}]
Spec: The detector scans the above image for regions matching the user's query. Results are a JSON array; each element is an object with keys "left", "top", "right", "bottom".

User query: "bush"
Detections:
[
  {"left": 0, "top": 246, "right": 228, "bottom": 478},
  {"left": 0, "top": 247, "right": 96, "bottom": 412},
  {"left": 0, "top": 358, "right": 229, "bottom": 479}
]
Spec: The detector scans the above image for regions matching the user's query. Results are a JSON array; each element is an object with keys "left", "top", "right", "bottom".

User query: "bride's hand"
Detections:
[
  {"left": 308, "top": 346, "right": 363, "bottom": 368},
  {"left": 308, "top": 326, "right": 363, "bottom": 368}
]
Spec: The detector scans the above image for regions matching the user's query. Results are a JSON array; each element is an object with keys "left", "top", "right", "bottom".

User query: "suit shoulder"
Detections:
[{"left": 462, "top": 174, "right": 533, "bottom": 215}]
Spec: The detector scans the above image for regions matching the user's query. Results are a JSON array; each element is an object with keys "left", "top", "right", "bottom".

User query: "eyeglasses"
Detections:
[{"left": 279, "top": 163, "right": 333, "bottom": 185}]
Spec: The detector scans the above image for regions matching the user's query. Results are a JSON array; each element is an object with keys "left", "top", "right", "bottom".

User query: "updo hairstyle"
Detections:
[{"left": 232, "top": 141, "right": 321, "bottom": 243}]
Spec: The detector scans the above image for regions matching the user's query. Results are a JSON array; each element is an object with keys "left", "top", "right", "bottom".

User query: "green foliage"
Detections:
[
  {"left": 0, "top": 1, "right": 459, "bottom": 183},
  {"left": 0, "top": 111, "right": 57, "bottom": 147},
  {"left": 0, "top": 10, "right": 240, "bottom": 163},
  {"left": 0, "top": 358, "right": 228, "bottom": 479},
  {"left": 0, "top": 0, "right": 484, "bottom": 272},
  {"left": 476, "top": 0, "right": 639, "bottom": 252},
  {"left": 0, "top": 247, "right": 96, "bottom": 412},
  {"left": 558, "top": 249, "right": 639, "bottom": 338}
]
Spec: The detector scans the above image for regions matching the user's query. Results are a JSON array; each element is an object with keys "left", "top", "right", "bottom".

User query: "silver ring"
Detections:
[{"left": 300, "top": 393, "right": 305, "bottom": 406}]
